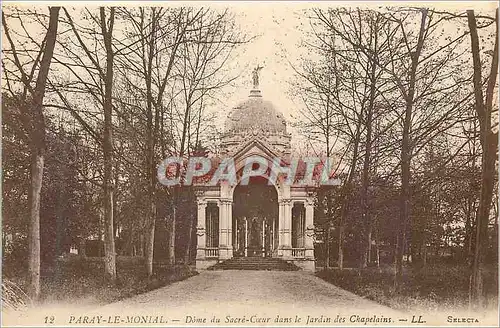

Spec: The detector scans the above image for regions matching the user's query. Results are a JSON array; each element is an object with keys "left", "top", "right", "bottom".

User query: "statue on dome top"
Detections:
[{"left": 252, "top": 65, "right": 264, "bottom": 89}]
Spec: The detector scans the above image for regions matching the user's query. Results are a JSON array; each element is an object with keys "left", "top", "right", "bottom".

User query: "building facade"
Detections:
[{"left": 195, "top": 86, "right": 316, "bottom": 271}]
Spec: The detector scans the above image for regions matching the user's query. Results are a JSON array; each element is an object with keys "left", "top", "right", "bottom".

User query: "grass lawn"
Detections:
[
  {"left": 316, "top": 263, "right": 498, "bottom": 313},
  {"left": 2, "top": 255, "right": 198, "bottom": 309}
]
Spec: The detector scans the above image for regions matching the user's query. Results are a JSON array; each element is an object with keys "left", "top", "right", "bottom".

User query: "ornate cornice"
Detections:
[
  {"left": 218, "top": 198, "right": 232, "bottom": 205},
  {"left": 306, "top": 225, "right": 315, "bottom": 238},
  {"left": 279, "top": 198, "right": 292, "bottom": 205},
  {"left": 305, "top": 198, "right": 315, "bottom": 206},
  {"left": 196, "top": 226, "right": 206, "bottom": 236}
]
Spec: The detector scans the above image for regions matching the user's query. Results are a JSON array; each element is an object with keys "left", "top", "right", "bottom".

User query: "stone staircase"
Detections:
[{"left": 207, "top": 256, "right": 300, "bottom": 271}]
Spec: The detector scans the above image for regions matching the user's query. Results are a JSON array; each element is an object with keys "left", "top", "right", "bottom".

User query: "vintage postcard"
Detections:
[{"left": 1, "top": 1, "right": 498, "bottom": 327}]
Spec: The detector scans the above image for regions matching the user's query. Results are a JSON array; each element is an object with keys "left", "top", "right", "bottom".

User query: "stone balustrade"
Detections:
[{"left": 205, "top": 247, "right": 219, "bottom": 258}]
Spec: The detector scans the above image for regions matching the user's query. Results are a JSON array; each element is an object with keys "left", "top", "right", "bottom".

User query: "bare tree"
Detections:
[
  {"left": 49, "top": 6, "right": 118, "bottom": 281},
  {"left": 293, "top": 8, "right": 396, "bottom": 270},
  {"left": 392, "top": 8, "right": 428, "bottom": 292},
  {"left": 295, "top": 8, "right": 483, "bottom": 285},
  {"left": 2, "top": 6, "right": 60, "bottom": 300},
  {"left": 174, "top": 8, "right": 245, "bottom": 263},
  {"left": 100, "top": 7, "right": 117, "bottom": 282},
  {"left": 116, "top": 6, "right": 191, "bottom": 275},
  {"left": 467, "top": 9, "right": 498, "bottom": 308},
  {"left": 375, "top": 8, "right": 475, "bottom": 291},
  {"left": 115, "top": 7, "right": 246, "bottom": 268}
]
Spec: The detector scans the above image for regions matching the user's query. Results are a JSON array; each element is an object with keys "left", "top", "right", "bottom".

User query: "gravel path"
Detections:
[
  {"left": 5, "top": 271, "right": 405, "bottom": 326},
  {"left": 104, "top": 270, "right": 390, "bottom": 311},
  {"left": 96, "top": 270, "right": 403, "bottom": 324}
]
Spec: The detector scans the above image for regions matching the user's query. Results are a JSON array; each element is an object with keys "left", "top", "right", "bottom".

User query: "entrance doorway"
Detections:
[{"left": 232, "top": 178, "right": 278, "bottom": 257}]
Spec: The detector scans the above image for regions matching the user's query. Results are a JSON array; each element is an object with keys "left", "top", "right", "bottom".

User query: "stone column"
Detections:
[
  {"left": 235, "top": 219, "right": 239, "bottom": 251},
  {"left": 278, "top": 200, "right": 284, "bottom": 256},
  {"left": 304, "top": 198, "right": 315, "bottom": 260},
  {"left": 218, "top": 199, "right": 226, "bottom": 259},
  {"left": 218, "top": 198, "right": 232, "bottom": 260},
  {"left": 245, "top": 217, "right": 248, "bottom": 257},
  {"left": 300, "top": 205, "right": 305, "bottom": 248},
  {"left": 271, "top": 219, "right": 275, "bottom": 254},
  {"left": 196, "top": 200, "right": 207, "bottom": 260},
  {"left": 261, "top": 219, "right": 265, "bottom": 257},
  {"left": 296, "top": 204, "right": 302, "bottom": 248},
  {"left": 281, "top": 198, "right": 292, "bottom": 258},
  {"left": 227, "top": 200, "right": 233, "bottom": 258}
]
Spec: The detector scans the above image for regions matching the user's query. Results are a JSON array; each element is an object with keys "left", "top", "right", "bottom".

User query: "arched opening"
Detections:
[
  {"left": 292, "top": 203, "right": 306, "bottom": 249},
  {"left": 205, "top": 202, "right": 219, "bottom": 249},
  {"left": 232, "top": 176, "right": 278, "bottom": 257}
]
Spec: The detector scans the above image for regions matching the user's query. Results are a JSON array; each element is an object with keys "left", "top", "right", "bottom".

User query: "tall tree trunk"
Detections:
[
  {"left": 467, "top": 9, "right": 499, "bottom": 309},
  {"left": 395, "top": 9, "right": 427, "bottom": 293},
  {"left": 21, "top": 6, "right": 61, "bottom": 301},
  {"left": 101, "top": 7, "right": 117, "bottom": 282},
  {"left": 422, "top": 242, "right": 427, "bottom": 267},
  {"left": 145, "top": 213, "right": 156, "bottom": 276},
  {"left": 79, "top": 238, "right": 86, "bottom": 257},
  {"left": 375, "top": 226, "right": 380, "bottom": 269},
  {"left": 184, "top": 212, "right": 195, "bottom": 264},
  {"left": 27, "top": 153, "right": 44, "bottom": 301},
  {"left": 138, "top": 233, "right": 144, "bottom": 257},
  {"left": 168, "top": 199, "right": 177, "bottom": 265},
  {"left": 325, "top": 223, "right": 330, "bottom": 269},
  {"left": 169, "top": 94, "right": 192, "bottom": 265},
  {"left": 144, "top": 10, "right": 158, "bottom": 278},
  {"left": 464, "top": 210, "right": 473, "bottom": 261},
  {"left": 337, "top": 225, "right": 344, "bottom": 269},
  {"left": 113, "top": 158, "right": 119, "bottom": 243},
  {"left": 120, "top": 229, "right": 133, "bottom": 256},
  {"left": 339, "top": 118, "right": 363, "bottom": 270},
  {"left": 361, "top": 45, "right": 377, "bottom": 269},
  {"left": 325, "top": 191, "right": 332, "bottom": 269},
  {"left": 464, "top": 120, "right": 478, "bottom": 263}
]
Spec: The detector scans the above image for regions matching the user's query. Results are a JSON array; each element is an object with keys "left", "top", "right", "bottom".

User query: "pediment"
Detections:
[{"left": 231, "top": 138, "right": 279, "bottom": 164}]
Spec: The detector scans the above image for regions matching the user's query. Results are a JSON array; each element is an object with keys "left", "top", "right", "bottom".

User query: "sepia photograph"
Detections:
[{"left": 1, "top": 1, "right": 499, "bottom": 327}]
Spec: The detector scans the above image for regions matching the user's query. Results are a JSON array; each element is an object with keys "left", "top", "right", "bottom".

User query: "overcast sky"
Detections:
[
  {"left": 201, "top": 1, "right": 498, "bottom": 147},
  {"left": 3, "top": 1, "right": 497, "bottom": 149}
]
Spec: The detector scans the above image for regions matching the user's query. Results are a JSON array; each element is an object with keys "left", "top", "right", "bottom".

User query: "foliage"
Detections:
[
  {"left": 317, "top": 262, "right": 498, "bottom": 312},
  {"left": 2, "top": 255, "right": 197, "bottom": 307},
  {"left": 2, "top": 94, "right": 101, "bottom": 264}
]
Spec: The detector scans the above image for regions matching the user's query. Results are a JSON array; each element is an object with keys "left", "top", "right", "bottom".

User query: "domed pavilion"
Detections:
[{"left": 195, "top": 69, "right": 316, "bottom": 271}]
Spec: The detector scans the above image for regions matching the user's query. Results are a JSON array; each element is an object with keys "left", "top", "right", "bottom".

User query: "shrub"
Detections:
[{"left": 316, "top": 263, "right": 498, "bottom": 312}]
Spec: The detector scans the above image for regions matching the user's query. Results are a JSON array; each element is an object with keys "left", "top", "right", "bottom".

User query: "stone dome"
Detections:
[{"left": 225, "top": 89, "right": 287, "bottom": 134}]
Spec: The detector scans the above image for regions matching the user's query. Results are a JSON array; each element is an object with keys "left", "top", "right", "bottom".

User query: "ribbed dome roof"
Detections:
[{"left": 225, "top": 90, "right": 287, "bottom": 134}]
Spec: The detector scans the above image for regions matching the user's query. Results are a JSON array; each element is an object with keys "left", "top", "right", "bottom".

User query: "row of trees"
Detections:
[
  {"left": 292, "top": 7, "right": 498, "bottom": 307},
  {"left": 2, "top": 6, "right": 247, "bottom": 300},
  {"left": 2, "top": 5, "right": 497, "bottom": 310}
]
